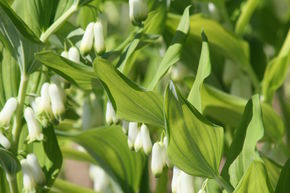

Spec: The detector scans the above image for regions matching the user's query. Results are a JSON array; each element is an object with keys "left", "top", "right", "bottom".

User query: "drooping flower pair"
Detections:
[
  {"left": 127, "top": 122, "right": 152, "bottom": 154},
  {"left": 171, "top": 167, "right": 194, "bottom": 193},
  {"left": 21, "top": 154, "right": 45, "bottom": 193},
  {"left": 89, "top": 165, "right": 110, "bottom": 192},
  {"left": 80, "top": 21, "right": 106, "bottom": 55},
  {"left": 61, "top": 46, "right": 80, "bottom": 63}
]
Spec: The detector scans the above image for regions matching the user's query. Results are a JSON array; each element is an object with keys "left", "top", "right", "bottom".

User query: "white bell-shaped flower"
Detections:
[
  {"left": 80, "top": 22, "right": 94, "bottom": 55},
  {"left": 0, "top": 97, "right": 18, "bottom": 128},
  {"left": 198, "top": 189, "right": 206, "bottom": 193},
  {"left": 176, "top": 171, "right": 194, "bottom": 193},
  {"left": 128, "top": 122, "right": 138, "bottom": 149},
  {"left": 134, "top": 128, "right": 142, "bottom": 152},
  {"left": 89, "top": 165, "right": 110, "bottom": 192},
  {"left": 34, "top": 83, "right": 55, "bottom": 126},
  {"left": 94, "top": 21, "right": 106, "bottom": 54},
  {"left": 21, "top": 159, "right": 36, "bottom": 193},
  {"left": 140, "top": 124, "right": 152, "bottom": 154},
  {"left": 61, "top": 50, "right": 69, "bottom": 58},
  {"left": 105, "top": 101, "right": 118, "bottom": 125},
  {"left": 68, "top": 46, "right": 80, "bottom": 63},
  {"left": 24, "top": 107, "right": 44, "bottom": 143},
  {"left": 0, "top": 132, "right": 10, "bottom": 149},
  {"left": 48, "top": 83, "right": 66, "bottom": 121},
  {"left": 26, "top": 154, "right": 46, "bottom": 185},
  {"left": 129, "top": 0, "right": 148, "bottom": 25},
  {"left": 151, "top": 142, "right": 166, "bottom": 177},
  {"left": 171, "top": 167, "right": 181, "bottom": 193}
]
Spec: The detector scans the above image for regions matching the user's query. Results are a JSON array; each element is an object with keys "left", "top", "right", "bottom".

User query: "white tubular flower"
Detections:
[
  {"left": 48, "top": 83, "right": 66, "bottom": 121},
  {"left": 80, "top": 22, "right": 94, "bottom": 55},
  {"left": 34, "top": 83, "right": 55, "bottom": 126},
  {"left": 0, "top": 97, "right": 18, "bottom": 128},
  {"left": 26, "top": 154, "right": 46, "bottom": 185},
  {"left": 177, "top": 171, "right": 194, "bottom": 193},
  {"left": 0, "top": 132, "right": 10, "bottom": 149},
  {"left": 129, "top": 0, "right": 148, "bottom": 25},
  {"left": 105, "top": 101, "right": 118, "bottom": 124},
  {"left": 140, "top": 124, "right": 152, "bottom": 154},
  {"left": 68, "top": 46, "right": 80, "bottom": 63},
  {"left": 151, "top": 142, "right": 166, "bottom": 177},
  {"left": 134, "top": 129, "right": 142, "bottom": 152},
  {"left": 122, "top": 121, "right": 129, "bottom": 134},
  {"left": 61, "top": 50, "right": 69, "bottom": 58},
  {"left": 171, "top": 167, "right": 181, "bottom": 193},
  {"left": 128, "top": 122, "right": 138, "bottom": 149},
  {"left": 89, "top": 165, "right": 110, "bottom": 192},
  {"left": 94, "top": 21, "right": 106, "bottom": 54},
  {"left": 21, "top": 159, "right": 36, "bottom": 193},
  {"left": 24, "top": 107, "right": 44, "bottom": 143}
]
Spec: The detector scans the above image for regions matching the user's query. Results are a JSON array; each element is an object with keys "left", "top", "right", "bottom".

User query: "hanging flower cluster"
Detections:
[{"left": 21, "top": 153, "right": 46, "bottom": 193}]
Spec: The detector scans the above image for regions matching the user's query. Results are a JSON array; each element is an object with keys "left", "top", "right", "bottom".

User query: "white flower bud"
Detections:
[
  {"left": 34, "top": 83, "right": 55, "bottom": 126},
  {"left": 134, "top": 129, "right": 142, "bottom": 152},
  {"left": 48, "top": 83, "right": 66, "bottom": 121},
  {"left": 80, "top": 22, "right": 94, "bottom": 55},
  {"left": 122, "top": 121, "right": 129, "bottom": 134},
  {"left": 21, "top": 159, "right": 36, "bottom": 193},
  {"left": 0, "top": 98, "right": 18, "bottom": 128},
  {"left": 151, "top": 142, "right": 166, "bottom": 177},
  {"left": 140, "top": 124, "right": 152, "bottom": 154},
  {"left": 170, "top": 64, "right": 187, "bottom": 82},
  {"left": 128, "top": 122, "right": 138, "bottom": 149},
  {"left": 177, "top": 171, "right": 194, "bottom": 193},
  {"left": 68, "top": 46, "right": 80, "bottom": 63},
  {"left": 105, "top": 101, "right": 118, "bottom": 125},
  {"left": 94, "top": 21, "right": 106, "bottom": 54},
  {"left": 0, "top": 132, "right": 10, "bottom": 149},
  {"left": 171, "top": 167, "right": 181, "bottom": 193},
  {"left": 198, "top": 189, "right": 206, "bottom": 193},
  {"left": 61, "top": 50, "right": 69, "bottom": 58},
  {"left": 89, "top": 165, "right": 110, "bottom": 192},
  {"left": 26, "top": 154, "right": 45, "bottom": 185},
  {"left": 129, "top": 0, "right": 148, "bottom": 25},
  {"left": 24, "top": 107, "right": 44, "bottom": 143}
]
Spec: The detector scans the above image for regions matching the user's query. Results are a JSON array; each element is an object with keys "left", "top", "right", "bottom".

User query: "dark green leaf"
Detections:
[
  {"left": 0, "top": 147, "right": 20, "bottom": 175},
  {"left": 165, "top": 82, "right": 223, "bottom": 178},
  {"left": 274, "top": 158, "right": 290, "bottom": 193}
]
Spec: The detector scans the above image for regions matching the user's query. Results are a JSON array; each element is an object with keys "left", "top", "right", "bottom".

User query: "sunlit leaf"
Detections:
[{"left": 164, "top": 82, "right": 223, "bottom": 178}]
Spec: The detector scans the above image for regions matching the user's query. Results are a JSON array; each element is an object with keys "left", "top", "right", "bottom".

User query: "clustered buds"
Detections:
[
  {"left": 129, "top": 0, "right": 148, "bottom": 25},
  {"left": 89, "top": 165, "right": 110, "bottom": 192},
  {"left": 48, "top": 83, "right": 66, "bottom": 121},
  {"left": 0, "top": 97, "right": 18, "bottom": 128},
  {"left": 80, "top": 21, "right": 106, "bottom": 55},
  {"left": 21, "top": 154, "right": 45, "bottom": 193},
  {"left": 127, "top": 122, "right": 152, "bottom": 154},
  {"left": 68, "top": 46, "right": 80, "bottom": 63},
  {"left": 171, "top": 167, "right": 194, "bottom": 193},
  {"left": 105, "top": 100, "right": 118, "bottom": 125}
]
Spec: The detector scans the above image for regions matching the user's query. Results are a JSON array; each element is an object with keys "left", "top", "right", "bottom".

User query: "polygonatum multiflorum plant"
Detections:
[{"left": 0, "top": 0, "right": 289, "bottom": 193}]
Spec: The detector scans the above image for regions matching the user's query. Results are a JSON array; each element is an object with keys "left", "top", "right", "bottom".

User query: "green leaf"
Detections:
[
  {"left": 0, "top": 0, "right": 42, "bottom": 73},
  {"left": 187, "top": 32, "right": 211, "bottom": 112},
  {"left": 32, "top": 126, "right": 62, "bottom": 189},
  {"left": 226, "top": 95, "right": 264, "bottom": 187},
  {"left": 166, "top": 13, "right": 259, "bottom": 89},
  {"left": 62, "top": 126, "right": 145, "bottom": 193},
  {"left": 148, "top": 6, "right": 190, "bottom": 90},
  {"left": 52, "top": 179, "right": 97, "bottom": 193},
  {"left": 35, "top": 51, "right": 98, "bottom": 90},
  {"left": 164, "top": 82, "right": 223, "bottom": 178},
  {"left": 262, "top": 157, "right": 282, "bottom": 191},
  {"left": 201, "top": 85, "right": 284, "bottom": 142},
  {"left": 233, "top": 160, "right": 273, "bottom": 193},
  {"left": 274, "top": 158, "right": 290, "bottom": 193},
  {"left": 0, "top": 147, "right": 20, "bottom": 175},
  {"left": 94, "top": 58, "right": 164, "bottom": 127},
  {"left": 262, "top": 30, "right": 290, "bottom": 103}
]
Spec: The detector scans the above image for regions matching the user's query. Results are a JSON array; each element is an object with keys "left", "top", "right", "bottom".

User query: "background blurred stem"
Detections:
[
  {"left": 12, "top": 73, "right": 29, "bottom": 152},
  {"left": 235, "top": 0, "right": 260, "bottom": 36},
  {"left": 6, "top": 174, "right": 19, "bottom": 193},
  {"left": 215, "top": 175, "right": 234, "bottom": 193}
]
